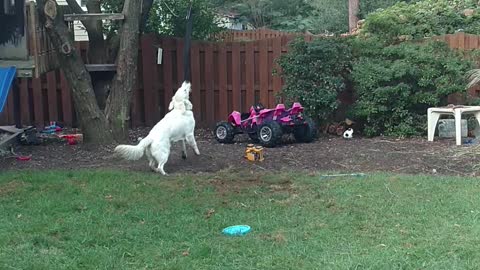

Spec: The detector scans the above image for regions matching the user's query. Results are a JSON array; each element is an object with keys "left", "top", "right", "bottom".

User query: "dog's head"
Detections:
[{"left": 176, "top": 81, "right": 191, "bottom": 98}]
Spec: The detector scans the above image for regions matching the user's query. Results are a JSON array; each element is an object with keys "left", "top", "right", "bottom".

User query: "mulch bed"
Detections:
[{"left": 1, "top": 128, "right": 479, "bottom": 177}]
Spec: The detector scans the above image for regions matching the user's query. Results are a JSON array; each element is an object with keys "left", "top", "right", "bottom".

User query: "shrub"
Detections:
[
  {"left": 362, "top": 0, "right": 480, "bottom": 44},
  {"left": 349, "top": 39, "right": 473, "bottom": 137},
  {"left": 276, "top": 37, "right": 353, "bottom": 122}
]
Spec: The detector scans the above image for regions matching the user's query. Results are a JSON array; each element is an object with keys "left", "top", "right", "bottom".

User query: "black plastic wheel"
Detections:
[
  {"left": 257, "top": 121, "right": 283, "bottom": 147},
  {"left": 215, "top": 121, "right": 235, "bottom": 143},
  {"left": 294, "top": 116, "right": 317, "bottom": 143}
]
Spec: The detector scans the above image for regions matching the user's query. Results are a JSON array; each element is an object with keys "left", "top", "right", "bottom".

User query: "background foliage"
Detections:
[
  {"left": 276, "top": 37, "right": 353, "bottom": 122},
  {"left": 349, "top": 39, "right": 473, "bottom": 136},
  {"left": 213, "top": 0, "right": 414, "bottom": 34},
  {"left": 362, "top": 0, "right": 480, "bottom": 43},
  {"left": 102, "top": 0, "right": 222, "bottom": 40}
]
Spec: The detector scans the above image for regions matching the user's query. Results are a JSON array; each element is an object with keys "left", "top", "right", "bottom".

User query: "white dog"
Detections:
[
  {"left": 169, "top": 81, "right": 193, "bottom": 113},
  {"left": 114, "top": 81, "right": 199, "bottom": 175}
]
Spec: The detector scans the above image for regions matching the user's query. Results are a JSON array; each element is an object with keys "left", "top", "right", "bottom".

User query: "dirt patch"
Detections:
[
  {"left": 0, "top": 180, "right": 25, "bottom": 196},
  {"left": 1, "top": 128, "right": 479, "bottom": 177}
]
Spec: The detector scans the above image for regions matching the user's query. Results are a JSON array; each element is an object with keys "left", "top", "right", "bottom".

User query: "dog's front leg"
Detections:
[
  {"left": 181, "top": 139, "right": 187, "bottom": 160},
  {"left": 186, "top": 134, "right": 200, "bottom": 155}
]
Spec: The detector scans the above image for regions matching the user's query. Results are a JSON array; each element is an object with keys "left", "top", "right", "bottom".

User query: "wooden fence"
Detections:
[
  {"left": 216, "top": 28, "right": 304, "bottom": 42},
  {"left": 0, "top": 31, "right": 479, "bottom": 129}
]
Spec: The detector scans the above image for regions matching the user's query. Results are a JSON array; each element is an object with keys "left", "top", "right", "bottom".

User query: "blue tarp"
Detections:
[{"left": 0, "top": 66, "right": 16, "bottom": 113}]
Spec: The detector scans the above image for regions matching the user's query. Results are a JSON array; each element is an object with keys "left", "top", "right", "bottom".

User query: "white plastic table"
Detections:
[{"left": 427, "top": 106, "right": 480, "bottom": 145}]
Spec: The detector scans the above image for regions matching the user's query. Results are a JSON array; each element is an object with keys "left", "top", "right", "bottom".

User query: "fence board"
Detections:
[
  {"left": 258, "top": 39, "right": 269, "bottom": 107},
  {"left": 60, "top": 72, "right": 73, "bottom": 126},
  {"left": 245, "top": 42, "right": 255, "bottom": 110},
  {"left": 176, "top": 39, "right": 184, "bottom": 84},
  {"left": 7, "top": 90, "right": 14, "bottom": 124},
  {"left": 47, "top": 71, "right": 58, "bottom": 121},
  {"left": 204, "top": 43, "right": 215, "bottom": 126},
  {"left": 231, "top": 42, "right": 241, "bottom": 112},
  {"left": 218, "top": 43, "right": 228, "bottom": 118},
  {"left": 457, "top": 32, "right": 465, "bottom": 49},
  {"left": 191, "top": 43, "right": 201, "bottom": 119},
  {"left": 162, "top": 38, "right": 174, "bottom": 121},
  {"left": 141, "top": 35, "right": 157, "bottom": 126},
  {"left": 19, "top": 79, "right": 30, "bottom": 124},
  {"left": 32, "top": 78, "right": 43, "bottom": 127}
]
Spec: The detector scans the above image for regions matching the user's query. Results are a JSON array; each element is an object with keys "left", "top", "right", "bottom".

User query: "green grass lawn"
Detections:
[{"left": 1, "top": 170, "right": 480, "bottom": 269}]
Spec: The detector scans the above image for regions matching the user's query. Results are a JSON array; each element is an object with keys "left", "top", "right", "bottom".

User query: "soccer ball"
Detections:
[{"left": 343, "top": 128, "right": 353, "bottom": 139}]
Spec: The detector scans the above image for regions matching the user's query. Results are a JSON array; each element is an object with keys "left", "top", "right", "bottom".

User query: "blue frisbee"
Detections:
[{"left": 222, "top": 225, "right": 251, "bottom": 236}]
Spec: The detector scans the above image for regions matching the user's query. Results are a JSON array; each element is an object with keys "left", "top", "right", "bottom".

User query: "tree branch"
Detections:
[
  {"left": 106, "top": 0, "right": 152, "bottom": 63},
  {"left": 140, "top": 0, "right": 154, "bottom": 32},
  {"left": 64, "top": 0, "right": 96, "bottom": 32},
  {"left": 65, "top": 0, "right": 85, "bottom": 15},
  {"left": 84, "top": 0, "right": 107, "bottom": 64}
]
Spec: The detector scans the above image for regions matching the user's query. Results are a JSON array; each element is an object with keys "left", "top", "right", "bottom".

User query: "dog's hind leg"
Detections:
[
  {"left": 181, "top": 140, "right": 187, "bottom": 160},
  {"left": 145, "top": 147, "right": 156, "bottom": 171},
  {"left": 186, "top": 134, "right": 200, "bottom": 155},
  {"left": 152, "top": 148, "right": 170, "bottom": 176}
]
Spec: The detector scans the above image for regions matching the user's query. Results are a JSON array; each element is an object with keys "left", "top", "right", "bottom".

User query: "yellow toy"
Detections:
[{"left": 245, "top": 144, "right": 264, "bottom": 162}]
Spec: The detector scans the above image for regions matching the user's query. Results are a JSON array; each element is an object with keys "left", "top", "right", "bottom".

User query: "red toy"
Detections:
[
  {"left": 16, "top": 155, "right": 31, "bottom": 161},
  {"left": 59, "top": 134, "right": 83, "bottom": 145}
]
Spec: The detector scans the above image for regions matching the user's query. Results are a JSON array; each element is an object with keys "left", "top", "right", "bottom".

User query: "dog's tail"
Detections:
[{"left": 114, "top": 136, "right": 153, "bottom": 160}]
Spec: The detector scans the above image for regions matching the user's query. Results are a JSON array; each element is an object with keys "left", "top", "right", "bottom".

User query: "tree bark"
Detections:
[
  {"left": 84, "top": 0, "right": 111, "bottom": 110},
  {"left": 36, "top": 0, "right": 113, "bottom": 144},
  {"left": 105, "top": 0, "right": 143, "bottom": 142},
  {"left": 349, "top": 0, "right": 360, "bottom": 33}
]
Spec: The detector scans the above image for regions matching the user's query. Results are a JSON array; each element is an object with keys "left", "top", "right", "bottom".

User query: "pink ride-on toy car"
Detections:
[{"left": 214, "top": 102, "right": 317, "bottom": 147}]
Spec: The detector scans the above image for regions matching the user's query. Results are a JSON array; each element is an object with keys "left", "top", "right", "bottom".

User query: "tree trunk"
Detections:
[
  {"left": 36, "top": 0, "right": 152, "bottom": 144},
  {"left": 105, "top": 0, "right": 143, "bottom": 142},
  {"left": 349, "top": 0, "right": 360, "bottom": 33},
  {"left": 83, "top": 0, "right": 112, "bottom": 110},
  {"left": 36, "top": 0, "right": 113, "bottom": 144}
]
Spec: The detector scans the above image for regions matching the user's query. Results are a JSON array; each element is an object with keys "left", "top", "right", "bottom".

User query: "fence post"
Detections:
[
  {"left": 47, "top": 71, "right": 58, "bottom": 121},
  {"left": 162, "top": 38, "right": 174, "bottom": 121},
  {"left": 32, "top": 77, "right": 43, "bottom": 128},
  {"left": 232, "top": 42, "right": 241, "bottom": 112},
  {"left": 204, "top": 43, "right": 215, "bottom": 126},
  {"left": 218, "top": 42, "right": 228, "bottom": 119},
  {"left": 258, "top": 39, "right": 269, "bottom": 107},
  {"left": 245, "top": 42, "right": 255, "bottom": 108},
  {"left": 141, "top": 35, "right": 158, "bottom": 126}
]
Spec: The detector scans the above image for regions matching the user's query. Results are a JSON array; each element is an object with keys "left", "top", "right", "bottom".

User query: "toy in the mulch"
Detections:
[
  {"left": 41, "top": 121, "right": 63, "bottom": 134},
  {"left": 245, "top": 144, "right": 264, "bottom": 162},
  {"left": 222, "top": 225, "right": 251, "bottom": 236},
  {"left": 59, "top": 134, "right": 83, "bottom": 145},
  {"left": 215, "top": 102, "right": 317, "bottom": 148},
  {"left": 343, "top": 128, "right": 353, "bottom": 139},
  {"left": 16, "top": 155, "right": 31, "bottom": 161}
]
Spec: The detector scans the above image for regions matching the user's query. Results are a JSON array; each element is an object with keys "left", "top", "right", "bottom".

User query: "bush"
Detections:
[
  {"left": 362, "top": 0, "right": 480, "bottom": 44},
  {"left": 349, "top": 39, "right": 473, "bottom": 137},
  {"left": 276, "top": 37, "right": 353, "bottom": 122}
]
